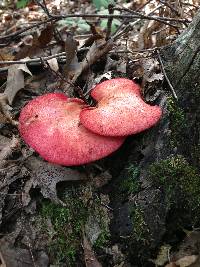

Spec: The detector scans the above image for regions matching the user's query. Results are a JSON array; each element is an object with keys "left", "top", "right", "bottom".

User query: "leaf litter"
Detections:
[{"left": 0, "top": 0, "right": 199, "bottom": 266}]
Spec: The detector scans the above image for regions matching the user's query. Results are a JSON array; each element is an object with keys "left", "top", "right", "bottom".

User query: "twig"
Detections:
[
  {"left": 160, "top": 0, "right": 180, "bottom": 16},
  {"left": 136, "top": 0, "right": 153, "bottom": 11},
  {"left": 0, "top": 46, "right": 165, "bottom": 72},
  {"left": 0, "top": 136, "right": 20, "bottom": 168},
  {"left": 0, "top": 13, "right": 188, "bottom": 41},
  {"left": 34, "top": 0, "right": 51, "bottom": 17},
  {"left": 28, "top": 242, "right": 37, "bottom": 267},
  {"left": 113, "top": 8, "right": 189, "bottom": 23},
  {"left": 0, "top": 94, "right": 18, "bottom": 125},
  {"left": 45, "top": 59, "right": 88, "bottom": 102},
  {"left": 0, "top": 251, "right": 6, "bottom": 267},
  {"left": 0, "top": 52, "right": 66, "bottom": 65},
  {"left": 114, "top": 8, "right": 183, "bottom": 31},
  {"left": 112, "top": 4, "right": 178, "bottom": 40},
  {"left": 157, "top": 49, "right": 178, "bottom": 100},
  {"left": 106, "top": 4, "right": 114, "bottom": 40},
  {"left": 55, "top": 13, "right": 188, "bottom": 23}
]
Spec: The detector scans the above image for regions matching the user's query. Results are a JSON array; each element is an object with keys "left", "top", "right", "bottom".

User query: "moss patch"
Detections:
[
  {"left": 130, "top": 206, "right": 149, "bottom": 243},
  {"left": 167, "top": 97, "right": 186, "bottom": 148},
  {"left": 115, "top": 164, "right": 140, "bottom": 202},
  {"left": 148, "top": 155, "right": 200, "bottom": 225},
  {"left": 94, "top": 230, "right": 110, "bottom": 249},
  {"left": 39, "top": 185, "right": 111, "bottom": 266},
  {"left": 40, "top": 193, "right": 88, "bottom": 265}
]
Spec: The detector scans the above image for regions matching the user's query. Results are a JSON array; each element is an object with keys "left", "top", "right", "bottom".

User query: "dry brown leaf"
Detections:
[
  {"left": 47, "top": 58, "right": 59, "bottom": 72},
  {"left": 0, "top": 111, "right": 9, "bottom": 124},
  {"left": 83, "top": 234, "right": 102, "bottom": 267},
  {"left": 0, "top": 237, "right": 48, "bottom": 267},
  {"left": 175, "top": 255, "right": 198, "bottom": 267},
  {"left": 63, "top": 34, "right": 79, "bottom": 80},
  {"left": 37, "top": 24, "right": 53, "bottom": 48},
  {"left": 165, "top": 263, "right": 177, "bottom": 267},
  {"left": 142, "top": 58, "right": 163, "bottom": 83},
  {"left": 25, "top": 157, "right": 87, "bottom": 204},
  {"left": 64, "top": 38, "right": 113, "bottom": 95},
  {"left": 4, "top": 64, "right": 32, "bottom": 105},
  {"left": 0, "top": 136, "right": 20, "bottom": 168},
  {"left": 15, "top": 24, "right": 53, "bottom": 60},
  {"left": 0, "top": 49, "right": 14, "bottom": 61},
  {"left": 152, "top": 244, "right": 171, "bottom": 266}
]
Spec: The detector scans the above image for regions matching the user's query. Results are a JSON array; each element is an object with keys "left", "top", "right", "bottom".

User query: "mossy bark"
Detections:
[{"left": 110, "top": 10, "right": 200, "bottom": 266}]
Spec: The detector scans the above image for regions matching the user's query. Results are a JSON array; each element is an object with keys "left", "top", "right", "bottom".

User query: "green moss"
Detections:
[
  {"left": 119, "top": 164, "right": 140, "bottom": 196},
  {"left": 148, "top": 155, "right": 200, "bottom": 222},
  {"left": 130, "top": 206, "right": 149, "bottom": 242},
  {"left": 39, "top": 186, "right": 111, "bottom": 266},
  {"left": 94, "top": 230, "right": 110, "bottom": 249},
  {"left": 167, "top": 97, "right": 186, "bottom": 147},
  {"left": 40, "top": 194, "right": 88, "bottom": 266}
]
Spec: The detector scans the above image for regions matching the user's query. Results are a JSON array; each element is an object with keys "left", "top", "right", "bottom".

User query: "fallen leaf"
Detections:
[
  {"left": 95, "top": 71, "right": 112, "bottom": 84},
  {"left": 165, "top": 263, "right": 177, "bottom": 267},
  {"left": 142, "top": 58, "right": 163, "bottom": 83},
  {"left": 175, "top": 255, "right": 198, "bottom": 267},
  {"left": 0, "top": 49, "right": 14, "bottom": 61},
  {"left": 47, "top": 58, "right": 59, "bottom": 72},
  {"left": 4, "top": 64, "right": 32, "bottom": 105},
  {"left": 15, "top": 24, "right": 53, "bottom": 60},
  {"left": 0, "top": 135, "right": 10, "bottom": 150},
  {"left": 0, "top": 237, "right": 49, "bottom": 267},
  {"left": 0, "top": 187, "right": 9, "bottom": 225},
  {"left": 25, "top": 157, "right": 87, "bottom": 204},
  {"left": 63, "top": 34, "right": 79, "bottom": 80},
  {"left": 0, "top": 111, "right": 9, "bottom": 124},
  {"left": 83, "top": 234, "right": 103, "bottom": 267},
  {"left": 152, "top": 244, "right": 171, "bottom": 266},
  {"left": 37, "top": 24, "right": 53, "bottom": 48},
  {"left": 0, "top": 136, "right": 20, "bottom": 168}
]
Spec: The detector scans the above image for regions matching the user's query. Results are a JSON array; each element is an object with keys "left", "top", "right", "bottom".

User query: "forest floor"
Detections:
[{"left": 0, "top": 0, "right": 199, "bottom": 266}]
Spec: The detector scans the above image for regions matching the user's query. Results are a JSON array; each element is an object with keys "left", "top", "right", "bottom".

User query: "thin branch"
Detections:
[
  {"left": 34, "top": 0, "right": 51, "bottom": 17},
  {"left": 113, "top": 8, "right": 189, "bottom": 23},
  {"left": 114, "top": 8, "right": 184, "bottom": 30},
  {"left": 160, "top": 0, "right": 180, "bottom": 16},
  {"left": 106, "top": 4, "right": 114, "bottom": 40},
  {"left": 0, "top": 46, "right": 166, "bottom": 71},
  {"left": 0, "top": 17, "right": 58, "bottom": 40},
  {"left": 0, "top": 52, "right": 66, "bottom": 65},
  {"left": 55, "top": 13, "right": 189, "bottom": 23},
  {"left": 157, "top": 49, "right": 178, "bottom": 100},
  {"left": 0, "top": 13, "right": 189, "bottom": 41}
]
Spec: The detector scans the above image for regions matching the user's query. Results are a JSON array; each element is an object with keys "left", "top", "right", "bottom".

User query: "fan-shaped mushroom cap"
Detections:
[
  {"left": 19, "top": 93, "right": 125, "bottom": 166},
  {"left": 91, "top": 78, "right": 141, "bottom": 100},
  {"left": 80, "top": 78, "right": 162, "bottom": 136}
]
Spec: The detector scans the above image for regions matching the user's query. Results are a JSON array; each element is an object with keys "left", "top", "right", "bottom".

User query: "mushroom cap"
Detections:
[
  {"left": 80, "top": 78, "right": 162, "bottom": 136},
  {"left": 19, "top": 93, "right": 125, "bottom": 166},
  {"left": 91, "top": 78, "right": 141, "bottom": 100}
]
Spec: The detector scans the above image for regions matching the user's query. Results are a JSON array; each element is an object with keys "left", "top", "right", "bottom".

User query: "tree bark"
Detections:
[{"left": 110, "top": 9, "right": 200, "bottom": 266}]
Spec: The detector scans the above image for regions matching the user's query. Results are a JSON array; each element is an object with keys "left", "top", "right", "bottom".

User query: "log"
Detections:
[{"left": 110, "top": 9, "right": 200, "bottom": 266}]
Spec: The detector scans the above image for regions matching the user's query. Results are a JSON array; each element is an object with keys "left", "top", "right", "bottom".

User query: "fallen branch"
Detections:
[
  {"left": 157, "top": 49, "right": 178, "bottom": 100},
  {"left": 0, "top": 13, "right": 189, "bottom": 41}
]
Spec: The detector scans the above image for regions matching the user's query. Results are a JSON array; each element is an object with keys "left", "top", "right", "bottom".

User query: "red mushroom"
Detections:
[
  {"left": 19, "top": 93, "right": 125, "bottom": 166},
  {"left": 80, "top": 78, "right": 162, "bottom": 136}
]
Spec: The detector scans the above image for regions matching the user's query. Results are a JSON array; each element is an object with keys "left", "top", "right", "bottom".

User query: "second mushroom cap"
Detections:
[{"left": 80, "top": 78, "right": 162, "bottom": 136}]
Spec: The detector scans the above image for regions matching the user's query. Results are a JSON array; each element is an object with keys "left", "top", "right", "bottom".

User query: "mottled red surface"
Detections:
[
  {"left": 19, "top": 93, "right": 125, "bottom": 166},
  {"left": 91, "top": 78, "right": 141, "bottom": 100},
  {"left": 80, "top": 78, "right": 162, "bottom": 136}
]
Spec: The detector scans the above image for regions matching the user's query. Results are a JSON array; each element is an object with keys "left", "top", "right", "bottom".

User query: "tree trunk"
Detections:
[{"left": 110, "top": 9, "right": 200, "bottom": 266}]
